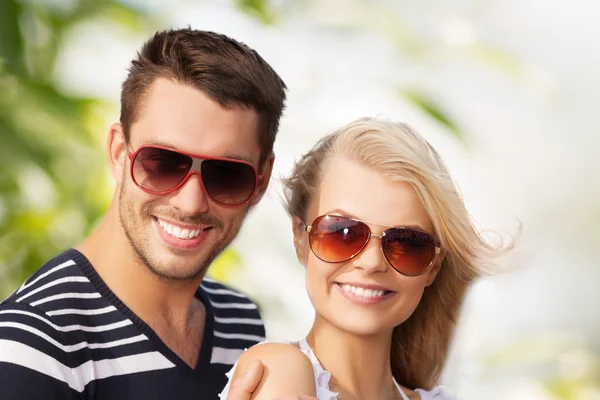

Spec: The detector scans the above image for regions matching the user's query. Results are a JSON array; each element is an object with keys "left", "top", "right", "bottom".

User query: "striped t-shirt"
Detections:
[{"left": 0, "top": 249, "right": 265, "bottom": 399}]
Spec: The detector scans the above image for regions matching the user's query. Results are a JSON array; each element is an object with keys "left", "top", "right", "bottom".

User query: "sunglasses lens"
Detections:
[
  {"left": 201, "top": 160, "right": 257, "bottom": 205},
  {"left": 309, "top": 216, "right": 370, "bottom": 262},
  {"left": 132, "top": 147, "right": 192, "bottom": 193},
  {"left": 382, "top": 228, "right": 436, "bottom": 275}
]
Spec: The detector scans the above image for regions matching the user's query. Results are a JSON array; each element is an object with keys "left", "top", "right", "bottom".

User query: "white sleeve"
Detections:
[
  {"left": 218, "top": 360, "right": 239, "bottom": 399},
  {"left": 416, "top": 386, "right": 456, "bottom": 400}
]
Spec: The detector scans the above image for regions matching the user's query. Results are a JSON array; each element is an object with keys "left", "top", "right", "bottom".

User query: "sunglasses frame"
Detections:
[
  {"left": 128, "top": 144, "right": 263, "bottom": 207},
  {"left": 304, "top": 214, "right": 441, "bottom": 277}
]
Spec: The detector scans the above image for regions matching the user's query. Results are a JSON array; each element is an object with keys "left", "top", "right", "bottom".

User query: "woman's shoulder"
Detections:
[
  {"left": 239, "top": 341, "right": 315, "bottom": 371},
  {"left": 221, "top": 341, "right": 317, "bottom": 400},
  {"left": 415, "top": 385, "right": 455, "bottom": 400}
]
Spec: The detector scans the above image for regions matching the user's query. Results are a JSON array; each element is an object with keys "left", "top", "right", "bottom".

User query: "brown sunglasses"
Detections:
[{"left": 305, "top": 215, "right": 441, "bottom": 276}]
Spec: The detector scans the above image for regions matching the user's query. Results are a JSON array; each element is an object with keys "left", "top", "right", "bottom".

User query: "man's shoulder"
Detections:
[
  {"left": 1, "top": 249, "right": 101, "bottom": 314},
  {"left": 0, "top": 248, "right": 111, "bottom": 368},
  {"left": 199, "top": 278, "right": 261, "bottom": 310},
  {"left": 2, "top": 248, "right": 89, "bottom": 305},
  {"left": 0, "top": 299, "right": 78, "bottom": 391},
  {"left": 199, "top": 278, "right": 264, "bottom": 325},
  {"left": 0, "top": 247, "right": 100, "bottom": 359},
  {"left": 0, "top": 298, "right": 62, "bottom": 331},
  {"left": 199, "top": 278, "right": 267, "bottom": 366}
]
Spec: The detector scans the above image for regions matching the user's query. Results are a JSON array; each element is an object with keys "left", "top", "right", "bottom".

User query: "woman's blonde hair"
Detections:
[{"left": 282, "top": 117, "right": 506, "bottom": 390}]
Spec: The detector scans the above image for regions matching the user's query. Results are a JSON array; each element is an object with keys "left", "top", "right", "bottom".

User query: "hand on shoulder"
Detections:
[{"left": 230, "top": 343, "right": 317, "bottom": 400}]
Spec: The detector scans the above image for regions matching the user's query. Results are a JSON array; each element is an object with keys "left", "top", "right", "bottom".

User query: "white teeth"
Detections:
[
  {"left": 173, "top": 226, "right": 182, "bottom": 237},
  {"left": 157, "top": 219, "right": 203, "bottom": 240},
  {"left": 340, "top": 284, "right": 387, "bottom": 298}
]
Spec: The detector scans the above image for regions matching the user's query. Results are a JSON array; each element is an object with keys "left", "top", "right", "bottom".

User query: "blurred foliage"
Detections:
[
  {"left": 236, "top": 0, "right": 276, "bottom": 25},
  {"left": 400, "top": 89, "right": 465, "bottom": 143},
  {"left": 483, "top": 334, "right": 600, "bottom": 399},
  {"left": 0, "top": 0, "right": 155, "bottom": 298},
  {"left": 206, "top": 248, "right": 242, "bottom": 282}
]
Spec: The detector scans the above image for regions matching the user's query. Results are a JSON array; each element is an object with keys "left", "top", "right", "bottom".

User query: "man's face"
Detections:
[{"left": 112, "top": 78, "right": 270, "bottom": 281}]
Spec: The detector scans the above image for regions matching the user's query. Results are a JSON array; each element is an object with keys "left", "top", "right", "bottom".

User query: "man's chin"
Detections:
[
  {"left": 143, "top": 252, "right": 204, "bottom": 278},
  {"left": 146, "top": 263, "right": 206, "bottom": 282}
]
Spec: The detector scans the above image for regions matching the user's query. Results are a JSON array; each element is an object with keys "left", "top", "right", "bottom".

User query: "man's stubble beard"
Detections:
[{"left": 117, "top": 181, "right": 248, "bottom": 282}]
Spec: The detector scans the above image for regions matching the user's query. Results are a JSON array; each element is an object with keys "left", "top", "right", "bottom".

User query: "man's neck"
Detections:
[{"left": 77, "top": 208, "right": 204, "bottom": 333}]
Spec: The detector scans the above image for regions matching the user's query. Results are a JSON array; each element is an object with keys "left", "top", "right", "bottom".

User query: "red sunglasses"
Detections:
[
  {"left": 305, "top": 215, "right": 441, "bottom": 276},
  {"left": 128, "top": 145, "right": 262, "bottom": 206}
]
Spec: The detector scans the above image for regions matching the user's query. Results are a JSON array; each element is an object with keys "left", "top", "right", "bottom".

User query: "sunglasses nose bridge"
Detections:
[
  {"left": 368, "top": 233, "right": 390, "bottom": 263},
  {"left": 349, "top": 231, "right": 388, "bottom": 273},
  {"left": 168, "top": 169, "right": 211, "bottom": 215},
  {"left": 190, "top": 157, "right": 204, "bottom": 173},
  {"left": 186, "top": 158, "right": 208, "bottom": 190}
]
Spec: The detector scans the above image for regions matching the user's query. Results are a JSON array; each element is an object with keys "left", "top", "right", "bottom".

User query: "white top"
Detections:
[{"left": 219, "top": 339, "right": 454, "bottom": 400}]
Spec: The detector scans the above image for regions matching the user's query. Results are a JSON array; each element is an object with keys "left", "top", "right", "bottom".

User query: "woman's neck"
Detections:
[{"left": 307, "top": 316, "right": 401, "bottom": 399}]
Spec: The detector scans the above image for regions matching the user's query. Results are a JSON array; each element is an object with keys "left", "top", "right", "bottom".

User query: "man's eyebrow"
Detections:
[
  {"left": 137, "top": 140, "right": 255, "bottom": 164},
  {"left": 137, "top": 140, "right": 177, "bottom": 149},
  {"left": 220, "top": 154, "right": 254, "bottom": 164}
]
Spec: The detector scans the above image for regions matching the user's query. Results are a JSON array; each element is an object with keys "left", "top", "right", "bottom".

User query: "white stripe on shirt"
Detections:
[
  {"left": 46, "top": 306, "right": 117, "bottom": 317},
  {"left": 200, "top": 285, "right": 248, "bottom": 298},
  {"left": 0, "top": 322, "right": 147, "bottom": 352},
  {"left": 209, "top": 301, "right": 257, "bottom": 310},
  {"left": 210, "top": 347, "right": 244, "bottom": 365},
  {"left": 214, "top": 317, "right": 263, "bottom": 325},
  {"left": 0, "top": 309, "right": 131, "bottom": 333},
  {"left": 31, "top": 292, "right": 101, "bottom": 307},
  {"left": 214, "top": 331, "right": 265, "bottom": 342},
  {"left": 17, "top": 277, "right": 90, "bottom": 303},
  {"left": 0, "top": 339, "right": 175, "bottom": 393},
  {"left": 17, "top": 260, "right": 76, "bottom": 294}
]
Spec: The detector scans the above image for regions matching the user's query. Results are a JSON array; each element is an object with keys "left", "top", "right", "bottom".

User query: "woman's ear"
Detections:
[
  {"left": 292, "top": 216, "right": 308, "bottom": 266},
  {"left": 424, "top": 257, "right": 443, "bottom": 287}
]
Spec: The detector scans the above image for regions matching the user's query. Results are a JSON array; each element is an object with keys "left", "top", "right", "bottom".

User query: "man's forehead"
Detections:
[{"left": 129, "top": 80, "right": 262, "bottom": 162}]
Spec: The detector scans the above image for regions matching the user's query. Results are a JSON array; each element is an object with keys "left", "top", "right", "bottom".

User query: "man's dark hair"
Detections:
[{"left": 120, "top": 28, "right": 287, "bottom": 165}]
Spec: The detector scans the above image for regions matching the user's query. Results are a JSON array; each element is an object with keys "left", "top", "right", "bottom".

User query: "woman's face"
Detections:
[{"left": 293, "top": 156, "right": 441, "bottom": 336}]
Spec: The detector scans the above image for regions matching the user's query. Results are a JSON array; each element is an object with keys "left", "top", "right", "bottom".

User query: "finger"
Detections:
[{"left": 227, "top": 360, "right": 264, "bottom": 400}]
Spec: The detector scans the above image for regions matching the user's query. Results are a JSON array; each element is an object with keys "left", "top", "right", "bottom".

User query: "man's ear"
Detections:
[
  {"left": 249, "top": 152, "right": 275, "bottom": 207},
  {"left": 292, "top": 216, "right": 308, "bottom": 266},
  {"left": 107, "top": 123, "right": 128, "bottom": 185}
]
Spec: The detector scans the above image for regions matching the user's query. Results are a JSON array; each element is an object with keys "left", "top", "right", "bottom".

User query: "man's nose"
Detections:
[{"left": 168, "top": 172, "right": 210, "bottom": 215}]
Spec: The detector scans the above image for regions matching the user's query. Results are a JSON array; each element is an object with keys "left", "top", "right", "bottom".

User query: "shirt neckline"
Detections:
[{"left": 68, "top": 248, "right": 215, "bottom": 377}]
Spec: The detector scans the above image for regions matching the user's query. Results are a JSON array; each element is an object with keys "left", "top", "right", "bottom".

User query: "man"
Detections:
[{"left": 0, "top": 28, "right": 313, "bottom": 399}]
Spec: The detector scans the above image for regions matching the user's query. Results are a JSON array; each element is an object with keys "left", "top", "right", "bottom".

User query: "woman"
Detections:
[{"left": 221, "top": 117, "right": 506, "bottom": 399}]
